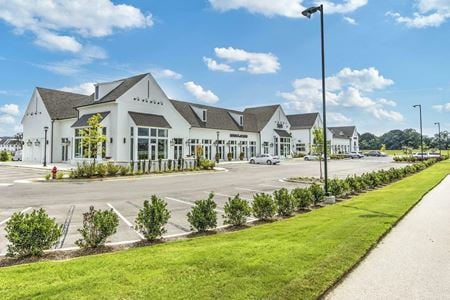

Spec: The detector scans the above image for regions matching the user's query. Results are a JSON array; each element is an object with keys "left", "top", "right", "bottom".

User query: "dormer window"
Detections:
[{"left": 202, "top": 109, "right": 207, "bottom": 122}]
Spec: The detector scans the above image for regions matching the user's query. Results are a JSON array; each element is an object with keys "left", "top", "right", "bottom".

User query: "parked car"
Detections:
[
  {"left": 249, "top": 154, "right": 280, "bottom": 165},
  {"left": 412, "top": 152, "right": 429, "bottom": 159},
  {"left": 304, "top": 154, "right": 330, "bottom": 161},
  {"left": 428, "top": 152, "right": 442, "bottom": 158},
  {"left": 350, "top": 152, "right": 365, "bottom": 159},
  {"left": 12, "top": 150, "right": 22, "bottom": 161},
  {"left": 365, "top": 150, "right": 387, "bottom": 157}
]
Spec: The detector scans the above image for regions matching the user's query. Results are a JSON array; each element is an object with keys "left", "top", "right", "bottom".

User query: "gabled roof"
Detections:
[
  {"left": 129, "top": 112, "right": 171, "bottom": 128},
  {"left": 170, "top": 99, "right": 259, "bottom": 132},
  {"left": 79, "top": 73, "right": 148, "bottom": 107},
  {"left": 243, "top": 105, "right": 280, "bottom": 131},
  {"left": 287, "top": 113, "right": 320, "bottom": 130},
  {"left": 36, "top": 87, "right": 93, "bottom": 120},
  {"left": 274, "top": 129, "right": 291, "bottom": 138},
  {"left": 71, "top": 112, "right": 110, "bottom": 128},
  {"left": 329, "top": 126, "right": 357, "bottom": 139}
]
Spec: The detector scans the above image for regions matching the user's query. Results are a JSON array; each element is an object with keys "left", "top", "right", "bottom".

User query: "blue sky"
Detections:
[{"left": 0, "top": 0, "right": 449, "bottom": 136}]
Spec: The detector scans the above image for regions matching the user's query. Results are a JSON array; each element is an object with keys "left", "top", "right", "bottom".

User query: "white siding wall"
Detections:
[
  {"left": 51, "top": 118, "right": 75, "bottom": 163},
  {"left": 21, "top": 90, "right": 52, "bottom": 163},
  {"left": 260, "top": 106, "right": 291, "bottom": 156}
]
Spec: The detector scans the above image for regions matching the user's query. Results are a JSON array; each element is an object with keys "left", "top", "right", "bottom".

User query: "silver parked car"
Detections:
[{"left": 249, "top": 154, "right": 280, "bottom": 165}]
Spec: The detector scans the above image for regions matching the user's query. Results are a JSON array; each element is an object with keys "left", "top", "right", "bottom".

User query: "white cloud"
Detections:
[
  {"left": 387, "top": 1, "right": 450, "bottom": 28},
  {"left": 61, "top": 82, "right": 95, "bottom": 95},
  {"left": 35, "top": 45, "right": 107, "bottom": 75},
  {"left": 0, "top": 104, "right": 20, "bottom": 116},
  {"left": 327, "top": 112, "right": 352, "bottom": 125},
  {"left": 0, "top": 114, "right": 16, "bottom": 125},
  {"left": 209, "top": 0, "right": 367, "bottom": 17},
  {"left": 280, "top": 67, "right": 404, "bottom": 122},
  {"left": 213, "top": 47, "right": 280, "bottom": 74},
  {"left": 151, "top": 69, "right": 183, "bottom": 80},
  {"left": 184, "top": 81, "right": 219, "bottom": 104},
  {"left": 320, "top": 0, "right": 368, "bottom": 14},
  {"left": 343, "top": 16, "right": 357, "bottom": 25},
  {"left": 203, "top": 57, "right": 235, "bottom": 73},
  {"left": 0, "top": 0, "right": 153, "bottom": 52},
  {"left": 433, "top": 103, "right": 450, "bottom": 112}
]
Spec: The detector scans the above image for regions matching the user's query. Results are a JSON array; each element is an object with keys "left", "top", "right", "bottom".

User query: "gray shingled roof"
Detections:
[
  {"left": 170, "top": 99, "right": 259, "bottom": 132},
  {"left": 76, "top": 73, "right": 147, "bottom": 108},
  {"left": 243, "top": 105, "right": 280, "bottom": 131},
  {"left": 274, "top": 129, "right": 291, "bottom": 138},
  {"left": 329, "top": 126, "right": 356, "bottom": 139},
  {"left": 129, "top": 112, "right": 171, "bottom": 128},
  {"left": 71, "top": 112, "right": 110, "bottom": 128},
  {"left": 287, "top": 113, "right": 320, "bottom": 130},
  {"left": 36, "top": 87, "right": 93, "bottom": 120}
]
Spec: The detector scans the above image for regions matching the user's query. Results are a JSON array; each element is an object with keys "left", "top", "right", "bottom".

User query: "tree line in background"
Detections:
[{"left": 359, "top": 129, "right": 449, "bottom": 150}]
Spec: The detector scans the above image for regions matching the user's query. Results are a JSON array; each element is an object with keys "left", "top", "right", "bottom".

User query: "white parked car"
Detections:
[
  {"left": 304, "top": 154, "right": 330, "bottom": 161},
  {"left": 412, "top": 152, "right": 429, "bottom": 159},
  {"left": 12, "top": 150, "right": 22, "bottom": 161},
  {"left": 249, "top": 154, "right": 280, "bottom": 165}
]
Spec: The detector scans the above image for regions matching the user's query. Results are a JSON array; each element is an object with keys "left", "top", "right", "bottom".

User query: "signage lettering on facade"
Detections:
[{"left": 230, "top": 134, "right": 248, "bottom": 138}]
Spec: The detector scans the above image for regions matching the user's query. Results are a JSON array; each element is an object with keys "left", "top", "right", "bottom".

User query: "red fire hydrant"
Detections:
[{"left": 51, "top": 166, "right": 58, "bottom": 180}]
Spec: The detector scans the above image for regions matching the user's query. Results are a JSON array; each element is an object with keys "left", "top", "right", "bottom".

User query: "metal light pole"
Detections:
[
  {"left": 43, "top": 126, "right": 49, "bottom": 167},
  {"left": 302, "top": 4, "right": 329, "bottom": 195},
  {"left": 434, "top": 122, "right": 441, "bottom": 155},
  {"left": 413, "top": 105, "right": 423, "bottom": 160}
]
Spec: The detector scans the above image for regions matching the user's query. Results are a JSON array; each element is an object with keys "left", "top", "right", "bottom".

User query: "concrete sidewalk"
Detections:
[{"left": 326, "top": 175, "right": 450, "bottom": 300}]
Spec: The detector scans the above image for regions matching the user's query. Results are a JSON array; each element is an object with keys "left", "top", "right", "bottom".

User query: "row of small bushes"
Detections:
[
  {"left": 68, "top": 159, "right": 215, "bottom": 179},
  {"left": 4, "top": 158, "right": 442, "bottom": 259},
  {"left": 0, "top": 150, "right": 11, "bottom": 161},
  {"left": 393, "top": 154, "right": 448, "bottom": 163}
]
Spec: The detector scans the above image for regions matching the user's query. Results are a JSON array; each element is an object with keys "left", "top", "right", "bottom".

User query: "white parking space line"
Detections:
[
  {"left": 203, "top": 191, "right": 252, "bottom": 201},
  {"left": 13, "top": 179, "right": 33, "bottom": 184},
  {"left": 0, "top": 207, "right": 33, "bottom": 226},
  {"left": 235, "top": 187, "right": 267, "bottom": 193},
  {"left": 259, "top": 183, "right": 283, "bottom": 188},
  {"left": 0, "top": 183, "right": 13, "bottom": 187},
  {"left": 107, "top": 203, "right": 144, "bottom": 239},
  {"left": 165, "top": 197, "right": 225, "bottom": 213}
]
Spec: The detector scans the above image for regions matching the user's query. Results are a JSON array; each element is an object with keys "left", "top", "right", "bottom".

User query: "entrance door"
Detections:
[
  {"left": 174, "top": 145, "right": 183, "bottom": 159},
  {"left": 204, "top": 145, "right": 212, "bottom": 160},
  {"left": 61, "top": 138, "right": 69, "bottom": 161}
]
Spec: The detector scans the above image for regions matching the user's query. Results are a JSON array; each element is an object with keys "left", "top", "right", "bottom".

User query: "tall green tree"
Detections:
[{"left": 80, "top": 114, "right": 107, "bottom": 166}]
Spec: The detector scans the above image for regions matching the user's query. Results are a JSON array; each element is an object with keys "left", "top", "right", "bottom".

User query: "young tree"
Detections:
[
  {"left": 80, "top": 114, "right": 107, "bottom": 167},
  {"left": 312, "top": 127, "right": 329, "bottom": 179}
]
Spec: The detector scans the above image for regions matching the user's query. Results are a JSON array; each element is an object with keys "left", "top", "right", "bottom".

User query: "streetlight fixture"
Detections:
[
  {"left": 43, "top": 126, "right": 49, "bottom": 167},
  {"left": 302, "top": 4, "right": 330, "bottom": 195},
  {"left": 412, "top": 105, "right": 423, "bottom": 160},
  {"left": 434, "top": 122, "right": 441, "bottom": 155}
]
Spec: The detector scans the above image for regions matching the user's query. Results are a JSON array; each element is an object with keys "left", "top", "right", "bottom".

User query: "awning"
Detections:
[
  {"left": 129, "top": 112, "right": 172, "bottom": 128},
  {"left": 71, "top": 111, "right": 110, "bottom": 128},
  {"left": 274, "top": 129, "right": 291, "bottom": 138}
]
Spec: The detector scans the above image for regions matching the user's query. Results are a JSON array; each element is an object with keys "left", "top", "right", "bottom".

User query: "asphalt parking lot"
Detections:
[
  {"left": 0, "top": 157, "right": 403, "bottom": 254},
  {"left": 0, "top": 166, "right": 47, "bottom": 186}
]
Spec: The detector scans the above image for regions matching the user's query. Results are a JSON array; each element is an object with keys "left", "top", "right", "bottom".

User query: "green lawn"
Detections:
[{"left": 1, "top": 161, "right": 450, "bottom": 299}]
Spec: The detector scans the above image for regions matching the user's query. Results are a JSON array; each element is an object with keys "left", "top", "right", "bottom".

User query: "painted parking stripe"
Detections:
[
  {"left": 203, "top": 191, "right": 252, "bottom": 201},
  {"left": 107, "top": 203, "right": 145, "bottom": 239},
  {"left": 56, "top": 205, "right": 75, "bottom": 249},
  {"left": 259, "top": 183, "right": 283, "bottom": 188},
  {"left": 126, "top": 201, "right": 191, "bottom": 233},
  {"left": 235, "top": 187, "right": 267, "bottom": 193},
  {"left": 0, "top": 183, "right": 13, "bottom": 187},
  {"left": 0, "top": 207, "right": 32, "bottom": 226},
  {"left": 165, "top": 197, "right": 225, "bottom": 213},
  {"left": 13, "top": 179, "right": 33, "bottom": 184}
]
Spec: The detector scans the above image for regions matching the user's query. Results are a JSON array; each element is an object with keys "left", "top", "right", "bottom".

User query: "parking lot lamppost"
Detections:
[
  {"left": 43, "top": 126, "right": 49, "bottom": 167},
  {"left": 302, "top": 4, "right": 329, "bottom": 195},
  {"left": 434, "top": 122, "right": 441, "bottom": 155},
  {"left": 413, "top": 105, "right": 423, "bottom": 160}
]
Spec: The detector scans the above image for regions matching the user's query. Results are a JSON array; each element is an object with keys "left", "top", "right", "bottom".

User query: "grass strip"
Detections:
[{"left": 1, "top": 160, "right": 449, "bottom": 299}]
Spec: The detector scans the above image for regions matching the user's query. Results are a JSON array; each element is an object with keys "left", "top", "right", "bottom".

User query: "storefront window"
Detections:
[
  {"left": 138, "top": 128, "right": 149, "bottom": 136},
  {"left": 138, "top": 138, "right": 149, "bottom": 160},
  {"left": 136, "top": 127, "right": 168, "bottom": 160}
]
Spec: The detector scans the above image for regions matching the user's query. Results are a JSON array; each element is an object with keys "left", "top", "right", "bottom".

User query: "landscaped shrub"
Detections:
[
  {"left": 56, "top": 172, "right": 64, "bottom": 180},
  {"left": 273, "top": 188, "right": 295, "bottom": 216},
  {"left": 96, "top": 163, "right": 107, "bottom": 177},
  {"left": 107, "top": 162, "right": 120, "bottom": 176},
  {"left": 328, "top": 179, "right": 344, "bottom": 198},
  {"left": 187, "top": 193, "right": 217, "bottom": 232},
  {"left": 291, "top": 188, "right": 313, "bottom": 210},
  {"left": 252, "top": 193, "right": 277, "bottom": 221},
  {"left": 0, "top": 150, "right": 11, "bottom": 161},
  {"left": 239, "top": 152, "right": 245, "bottom": 160},
  {"left": 309, "top": 183, "right": 325, "bottom": 206},
  {"left": 200, "top": 159, "right": 216, "bottom": 170},
  {"left": 135, "top": 195, "right": 171, "bottom": 241},
  {"left": 223, "top": 194, "right": 251, "bottom": 226},
  {"left": 345, "top": 176, "right": 362, "bottom": 194},
  {"left": 76, "top": 206, "right": 119, "bottom": 249},
  {"left": 5, "top": 209, "right": 61, "bottom": 257},
  {"left": 119, "top": 165, "right": 129, "bottom": 176},
  {"left": 227, "top": 152, "right": 233, "bottom": 161}
]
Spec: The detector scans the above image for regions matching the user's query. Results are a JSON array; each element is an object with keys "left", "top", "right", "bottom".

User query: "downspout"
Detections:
[{"left": 50, "top": 120, "right": 55, "bottom": 163}]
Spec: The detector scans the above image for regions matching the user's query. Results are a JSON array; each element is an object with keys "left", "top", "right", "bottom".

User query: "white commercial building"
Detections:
[
  {"left": 329, "top": 126, "right": 359, "bottom": 154},
  {"left": 21, "top": 73, "right": 359, "bottom": 164}
]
